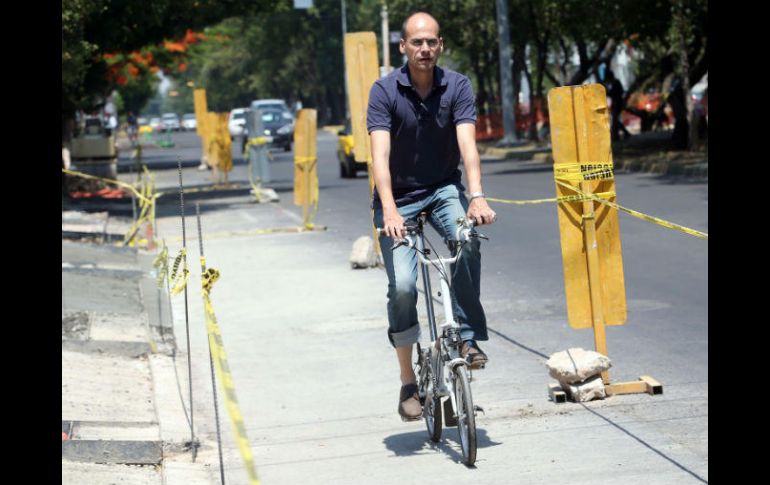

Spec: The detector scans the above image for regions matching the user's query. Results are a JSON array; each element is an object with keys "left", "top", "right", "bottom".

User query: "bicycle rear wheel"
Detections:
[{"left": 453, "top": 366, "right": 477, "bottom": 465}]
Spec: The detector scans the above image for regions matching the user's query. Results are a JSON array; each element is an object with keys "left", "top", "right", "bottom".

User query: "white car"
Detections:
[
  {"left": 181, "top": 113, "right": 197, "bottom": 131},
  {"left": 161, "top": 113, "right": 181, "bottom": 131},
  {"left": 149, "top": 117, "right": 162, "bottom": 132},
  {"left": 228, "top": 108, "right": 249, "bottom": 138}
]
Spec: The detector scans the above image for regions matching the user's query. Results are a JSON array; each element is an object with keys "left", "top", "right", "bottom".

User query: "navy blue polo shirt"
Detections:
[{"left": 367, "top": 64, "right": 477, "bottom": 208}]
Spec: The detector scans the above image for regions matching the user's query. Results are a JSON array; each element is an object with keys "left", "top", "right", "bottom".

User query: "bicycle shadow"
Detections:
[{"left": 383, "top": 427, "right": 502, "bottom": 468}]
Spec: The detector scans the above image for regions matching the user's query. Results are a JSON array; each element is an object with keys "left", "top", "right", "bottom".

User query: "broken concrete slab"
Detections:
[
  {"left": 546, "top": 347, "right": 612, "bottom": 384},
  {"left": 62, "top": 272, "right": 143, "bottom": 314},
  {"left": 62, "top": 440, "right": 162, "bottom": 465},
  {"left": 63, "top": 311, "right": 90, "bottom": 340},
  {"left": 559, "top": 375, "right": 607, "bottom": 402},
  {"left": 62, "top": 351, "right": 156, "bottom": 423},
  {"left": 62, "top": 340, "right": 151, "bottom": 358},
  {"left": 62, "top": 460, "right": 161, "bottom": 485}
]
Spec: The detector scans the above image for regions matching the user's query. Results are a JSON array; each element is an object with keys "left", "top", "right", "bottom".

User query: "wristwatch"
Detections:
[{"left": 469, "top": 191, "right": 485, "bottom": 201}]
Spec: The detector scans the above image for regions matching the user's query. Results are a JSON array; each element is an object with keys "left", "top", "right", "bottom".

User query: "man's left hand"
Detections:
[{"left": 467, "top": 198, "right": 497, "bottom": 226}]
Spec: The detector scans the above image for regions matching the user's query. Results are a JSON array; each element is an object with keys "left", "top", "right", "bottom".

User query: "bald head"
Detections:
[{"left": 401, "top": 12, "right": 440, "bottom": 40}]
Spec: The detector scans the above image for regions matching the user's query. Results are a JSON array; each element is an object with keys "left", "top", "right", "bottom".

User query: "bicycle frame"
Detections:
[{"left": 412, "top": 214, "right": 471, "bottom": 420}]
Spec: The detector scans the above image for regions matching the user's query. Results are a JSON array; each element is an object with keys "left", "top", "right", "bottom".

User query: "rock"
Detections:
[
  {"left": 560, "top": 375, "right": 606, "bottom": 402},
  {"left": 349, "top": 236, "right": 377, "bottom": 269},
  {"left": 546, "top": 347, "right": 611, "bottom": 384}
]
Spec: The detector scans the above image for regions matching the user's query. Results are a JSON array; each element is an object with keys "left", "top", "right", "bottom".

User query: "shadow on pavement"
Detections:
[{"left": 383, "top": 427, "right": 502, "bottom": 466}]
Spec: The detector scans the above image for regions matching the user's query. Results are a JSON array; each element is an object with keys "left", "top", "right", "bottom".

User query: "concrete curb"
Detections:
[{"left": 320, "top": 125, "right": 344, "bottom": 135}]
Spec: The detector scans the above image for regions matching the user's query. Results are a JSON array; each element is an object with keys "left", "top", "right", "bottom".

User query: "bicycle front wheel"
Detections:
[
  {"left": 453, "top": 366, "right": 477, "bottom": 465},
  {"left": 422, "top": 351, "right": 442, "bottom": 442}
]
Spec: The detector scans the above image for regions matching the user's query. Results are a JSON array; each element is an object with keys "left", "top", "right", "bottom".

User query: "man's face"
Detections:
[{"left": 399, "top": 15, "right": 443, "bottom": 73}]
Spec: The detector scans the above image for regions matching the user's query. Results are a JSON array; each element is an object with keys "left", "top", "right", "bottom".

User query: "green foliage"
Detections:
[{"left": 62, "top": 0, "right": 707, "bottom": 136}]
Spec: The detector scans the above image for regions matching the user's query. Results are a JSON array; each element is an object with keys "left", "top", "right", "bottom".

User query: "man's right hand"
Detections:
[{"left": 382, "top": 208, "right": 406, "bottom": 241}]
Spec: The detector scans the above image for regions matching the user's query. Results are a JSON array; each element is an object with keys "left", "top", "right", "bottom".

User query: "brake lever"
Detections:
[
  {"left": 391, "top": 239, "right": 409, "bottom": 251},
  {"left": 472, "top": 232, "right": 489, "bottom": 241}
]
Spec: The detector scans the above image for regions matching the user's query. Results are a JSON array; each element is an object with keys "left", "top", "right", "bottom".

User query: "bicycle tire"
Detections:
[
  {"left": 453, "top": 365, "right": 477, "bottom": 465},
  {"left": 421, "top": 351, "right": 442, "bottom": 442}
]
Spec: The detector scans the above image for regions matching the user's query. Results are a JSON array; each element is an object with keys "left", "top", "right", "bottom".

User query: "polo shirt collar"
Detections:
[{"left": 396, "top": 64, "right": 449, "bottom": 88}]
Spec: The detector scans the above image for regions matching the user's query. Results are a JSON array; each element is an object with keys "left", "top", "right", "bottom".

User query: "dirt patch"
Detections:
[{"left": 63, "top": 311, "right": 90, "bottom": 340}]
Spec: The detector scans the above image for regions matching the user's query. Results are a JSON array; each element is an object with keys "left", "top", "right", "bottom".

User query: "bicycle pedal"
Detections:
[
  {"left": 400, "top": 415, "right": 422, "bottom": 422},
  {"left": 473, "top": 405, "right": 485, "bottom": 415}
]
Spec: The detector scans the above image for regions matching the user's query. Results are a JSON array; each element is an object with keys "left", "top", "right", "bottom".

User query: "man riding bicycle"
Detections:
[{"left": 367, "top": 11, "right": 497, "bottom": 421}]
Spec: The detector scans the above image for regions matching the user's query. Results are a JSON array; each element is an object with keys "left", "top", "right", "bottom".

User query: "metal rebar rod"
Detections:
[
  {"left": 177, "top": 158, "right": 197, "bottom": 461},
  {"left": 195, "top": 203, "right": 226, "bottom": 484}
]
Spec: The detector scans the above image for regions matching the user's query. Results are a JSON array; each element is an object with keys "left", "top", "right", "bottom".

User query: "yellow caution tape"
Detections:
[
  {"left": 199, "top": 260, "right": 260, "bottom": 485},
  {"left": 554, "top": 180, "right": 708, "bottom": 239},
  {"left": 62, "top": 168, "right": 162, "bottom": 248},
  {"left": 554, "top": 162, "right": 615, "bottom": 182},
  {"left": 487, "top": 159, "right": 707, "bottom": 239},
  {"left": 294, "top": 157, "right": 319, "bottom": 228},
  {"left": 153, "top": 242, "right": 170, "bottom": 289},
  {"left": 169, "top": 248, "right": 190, "bottom": 295},
  {"left": 244, "top": 136, "right": 269, "bottom": 151},
  {"left": 62, "top": 168, "right": 153, "bottom": 205},
  {"left": 201, "top": 264, "right": 220, "bottom": 294},
  {"left": 487, "top": 191, "right": 616, "bottom": 206}
]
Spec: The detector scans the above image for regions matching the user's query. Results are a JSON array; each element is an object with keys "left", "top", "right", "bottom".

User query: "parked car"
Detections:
[
  {"left": 258, "top": 109, "right": 293, "bottom": 151},
  {"left": 137, "top": 117, "right": 152, "bottom": 134},
  {"left": 337, "top": 120, "right": 363, "bottom": 178},
  {"left": 228, "top": 108, "right": 249, "bottom": 138},
  {"left": 250, "top": 98, "right": 290, "bottom": 114},
  {"left": 149, "top": 117, "right": 163, "bottom": 132},
  {"left": 161, "top": 113, "right": 181, "bottom": 131},
  {"left": 181, "top": 113, "right": 197, "bottom": 131}
]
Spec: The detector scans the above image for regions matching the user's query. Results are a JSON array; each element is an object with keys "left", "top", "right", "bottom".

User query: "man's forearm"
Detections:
[
  {"left": 457, "top": 124, "right": 483, "bottom": 194},
  {"left": 372, "top": 156, "right": 397, "bottom": 210},
  {"left": 462, "top": 151, "right": 483, "bottom": 194}
]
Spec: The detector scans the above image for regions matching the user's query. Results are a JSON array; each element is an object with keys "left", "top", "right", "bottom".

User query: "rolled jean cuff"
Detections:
[
  {"left": 460, "top": 327, "right": 488, "bottom": 342},
  {"left": 389, "top": 323, "right": 421, "bottom": 348}
]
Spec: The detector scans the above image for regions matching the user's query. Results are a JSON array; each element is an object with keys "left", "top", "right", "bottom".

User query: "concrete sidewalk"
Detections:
[{"left": 62, "top": 238, "right": 217, "bottom": 484}]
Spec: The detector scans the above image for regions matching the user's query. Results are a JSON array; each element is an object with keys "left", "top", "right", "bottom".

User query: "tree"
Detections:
[{"left": 62, "top": 0, "right": 279, "bottom": 138}]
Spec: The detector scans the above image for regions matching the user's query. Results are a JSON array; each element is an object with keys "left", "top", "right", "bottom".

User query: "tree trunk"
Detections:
[
  {"left": 672, "top": 0, "right": 694, "bottom": 150},
  {"left": 532, "top": 32, "right": 549, "bottom": 141},
  {"left": 471, "top": 52, "right": 488, "bottom": 115}
]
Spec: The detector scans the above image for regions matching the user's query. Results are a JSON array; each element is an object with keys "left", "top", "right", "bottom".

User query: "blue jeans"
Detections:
[{"left": 373, "top": 183, "right": 488, "bottom": 348}]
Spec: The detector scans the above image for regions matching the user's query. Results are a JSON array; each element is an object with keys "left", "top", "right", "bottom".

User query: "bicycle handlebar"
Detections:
[{"left": 375, "top": 217, "right": 488, "bottom": 252}]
